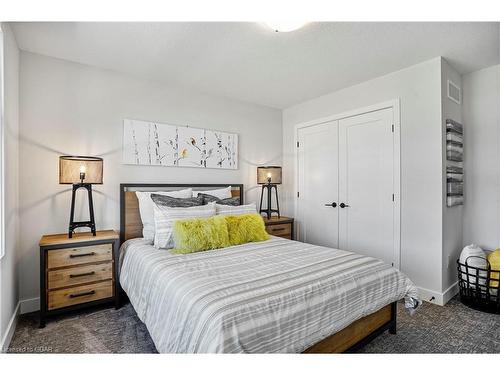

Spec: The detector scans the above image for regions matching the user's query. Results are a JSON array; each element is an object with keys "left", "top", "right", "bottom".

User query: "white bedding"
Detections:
[{"left": 119, "top": 237, "right": 419, "bottom": 353}]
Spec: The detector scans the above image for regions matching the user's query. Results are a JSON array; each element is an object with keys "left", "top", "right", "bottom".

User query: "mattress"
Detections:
[{"left": 119, "top": 236, "right": 419, "bottom": 353}]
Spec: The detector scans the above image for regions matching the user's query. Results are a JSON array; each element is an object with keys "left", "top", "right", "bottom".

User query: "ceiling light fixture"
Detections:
[{"left": 265, "top": 21, "right": 307, "bottom": 33}]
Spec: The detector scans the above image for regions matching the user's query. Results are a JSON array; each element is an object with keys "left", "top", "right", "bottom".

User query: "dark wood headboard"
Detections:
[{"left": 119, "top": 183, "right": 244, "bottom": 244}]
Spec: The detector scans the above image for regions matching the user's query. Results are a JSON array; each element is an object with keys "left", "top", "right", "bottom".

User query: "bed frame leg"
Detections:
[{"left": 389, "top": 301, "right": 397, "bottom": 334}]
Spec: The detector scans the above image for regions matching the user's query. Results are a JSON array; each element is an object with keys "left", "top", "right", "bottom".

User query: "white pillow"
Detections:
[
  {"left": 193, "top": 186, "right": 232, "bottom": 200},
  {"left": 216, "top": 202, "right": 257, "bottom": 216},
  {"left": 136, "top": 188, "right": 193, "bottom": 241},
  {"left": 153, "top": 202, "right": 216, "bottom": 249}
]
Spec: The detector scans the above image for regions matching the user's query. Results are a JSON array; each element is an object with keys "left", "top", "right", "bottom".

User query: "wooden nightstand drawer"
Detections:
[
  {"left": 48, "top": 280, "right": 113, "bottom": 310},
  {"left": 263, "top": 216, "right": 294, "bottom": 240},
  {"left": 48, "top": 262, "right": 113, "bottom": 290},
  {"left": 266, "top": 223, "right": 291, "bottom": 236},
  {"left": 47, "top": 243, "right": 112, "bottom": 269}
]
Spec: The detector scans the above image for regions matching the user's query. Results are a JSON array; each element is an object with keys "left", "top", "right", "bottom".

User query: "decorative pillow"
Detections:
[
  {"left": 151, "top": 194, "right": 203, "bottom": 207},
  {"left": 172, "top": 215, "right": 230, "bottom": 254},
  {"left": 193, "top": 186, "right": 232, "bottom": 200},
  {"left": 216, "top": 202, "right": 257, "bottom": 216},
  {"left": 136, "top": 188, "right": 193, "bottom": 241},
  {"left": 198, "top": 193, "right": 240, "bottom": 206},
  {"left": 153, "top": 202, "right": 216, "bottom": 249},
  {"left": 225, "top": 213, "right": 269, "bottom": 246}
]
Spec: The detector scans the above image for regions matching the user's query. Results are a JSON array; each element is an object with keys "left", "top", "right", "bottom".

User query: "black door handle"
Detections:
[
  {"left": 324, "top": 202, "right": 337, "bottom": 208},
  {"left": 340, "top": 203, "right": 350, "bottom": 208}
]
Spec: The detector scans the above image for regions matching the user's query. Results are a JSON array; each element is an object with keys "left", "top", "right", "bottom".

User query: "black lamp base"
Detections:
[
  {"left": 259, "top": 183, "right": 280, "bottom": 219},
  {"left": 69, "top": 183, "right": 96, "bottom": 238}
]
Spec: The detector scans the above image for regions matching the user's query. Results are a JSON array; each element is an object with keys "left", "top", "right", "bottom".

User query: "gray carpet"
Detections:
[{"left": 7, "top": 296, "right": 500, "bottom": 353}]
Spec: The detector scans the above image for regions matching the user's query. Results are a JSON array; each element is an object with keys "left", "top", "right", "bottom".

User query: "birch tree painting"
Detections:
[
  {"left": 204, "top": 130, "right": 238, "bottom": 169},
  {"left": 177, "top": 126, "right": 205, "bottom": 168},
  {"left": 122, "top": 119, "right": 238, "bottom": 170}
]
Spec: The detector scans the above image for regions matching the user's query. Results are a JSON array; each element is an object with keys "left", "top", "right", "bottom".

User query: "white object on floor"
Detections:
[{"left": 459, "top": 244, "right": 487, "bottom": 285}]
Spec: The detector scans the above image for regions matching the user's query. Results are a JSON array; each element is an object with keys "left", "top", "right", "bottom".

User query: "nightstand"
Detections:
[
  {"left": 263, "top": 216, "right": 294, "bottom": 240},
  {"left": 39, "top": 230, "right": 120, "bottom": 328}
]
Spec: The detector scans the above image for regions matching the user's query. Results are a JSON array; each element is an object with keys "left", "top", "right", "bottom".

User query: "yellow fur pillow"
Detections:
[
  {"left": 172, "top": 215, "right": 229, "bottom": 254},
  {"left": 225, "top": 213, "right": 269, "bottom": 246}
]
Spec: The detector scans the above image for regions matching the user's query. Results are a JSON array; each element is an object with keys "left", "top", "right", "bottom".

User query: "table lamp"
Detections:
[
  {"left": 59, "top": 156, "right": 103, "bottom": 237},
  {"left": 257, "top": 166, "right": 282, "bottom": 219}
]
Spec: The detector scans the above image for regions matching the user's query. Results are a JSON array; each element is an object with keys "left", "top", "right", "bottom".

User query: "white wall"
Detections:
[
  {"left": 0, "top": 23, "right": 20, "bottom": 350},
  {"left": 441, "top": 60, "right": 463, "bottom": 296},
  {"left": 462, "top": 64, "right": 500, "bottom": 250},
  {"left": 282, "top": 58, "right": 446, "bottom": 301},
  {"left": 18, "top": 52, "right": 282, "bottom": 307}
]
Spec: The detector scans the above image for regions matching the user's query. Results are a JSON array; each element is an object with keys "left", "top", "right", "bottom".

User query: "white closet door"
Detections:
[
  {"left": 297, "top": 121, "right": 339, "bottom": 248},
  {"left": 338, "top": 108, "right": 396, "bottom": 265}
]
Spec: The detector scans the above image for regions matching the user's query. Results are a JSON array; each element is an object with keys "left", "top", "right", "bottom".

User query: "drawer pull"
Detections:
[
  {"left": 271, "top": 227, "right": 286, "bottom": 232},
  {"left": 69, "top": 290, "right": 95, "bottom": 298},
  {"left": 69, "top": 252, "right": 96, "bottom": 258},
  {"left": 69, "top": 271, "right": 96, "bottom": 278}
]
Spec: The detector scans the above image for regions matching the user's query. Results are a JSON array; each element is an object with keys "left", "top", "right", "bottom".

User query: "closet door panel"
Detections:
[
  {"left": 338, "top": 108, "right": 395, "bottom": 265},
  {"left": 297, "top": 121, "right": 339, "bottom": 248}
]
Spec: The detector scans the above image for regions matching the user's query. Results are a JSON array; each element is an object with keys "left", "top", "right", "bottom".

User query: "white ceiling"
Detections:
[{"left": 10, "top": 22, "right": 500, "bottom": 109}]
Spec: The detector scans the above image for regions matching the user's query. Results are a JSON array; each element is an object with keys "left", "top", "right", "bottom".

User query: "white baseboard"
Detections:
[
  {"left": 1, "top": 301, "right": 20, "bottom": 352},
  {"left": 20, "top": 297, "right": 40, "bottom": 314},
  {"left": 418, "top": 286, "right": 442, "bottom": 305},
  {"left": 418, "top": 282, "right": 458, "bottom": 306},
  {"left": 442, "top": 282, "right": 459, "bottom": 305}
]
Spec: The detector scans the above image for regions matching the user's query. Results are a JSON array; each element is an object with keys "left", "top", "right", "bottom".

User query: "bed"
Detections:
[{"left": 119, "top": 183, "right": 420, "bottom": 353}]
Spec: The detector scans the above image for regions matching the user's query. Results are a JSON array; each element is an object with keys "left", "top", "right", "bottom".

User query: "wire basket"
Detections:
[{"left": 457, "top": 256, "right": 500, "bottom": 314}]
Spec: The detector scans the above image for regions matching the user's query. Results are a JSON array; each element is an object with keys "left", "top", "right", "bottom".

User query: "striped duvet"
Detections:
[{"left": 119, "top": 237, "right": 419, "bottom": 353}]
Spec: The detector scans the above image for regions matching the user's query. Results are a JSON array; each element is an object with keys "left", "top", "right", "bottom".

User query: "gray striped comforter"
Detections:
[{"left": 119, "top": 237, "right": 419, "bottom": 353}]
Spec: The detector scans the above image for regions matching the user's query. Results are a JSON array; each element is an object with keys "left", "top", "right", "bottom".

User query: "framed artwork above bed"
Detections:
[{"left": 122, "top": 119, "right": 238, "bottom": 169}]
